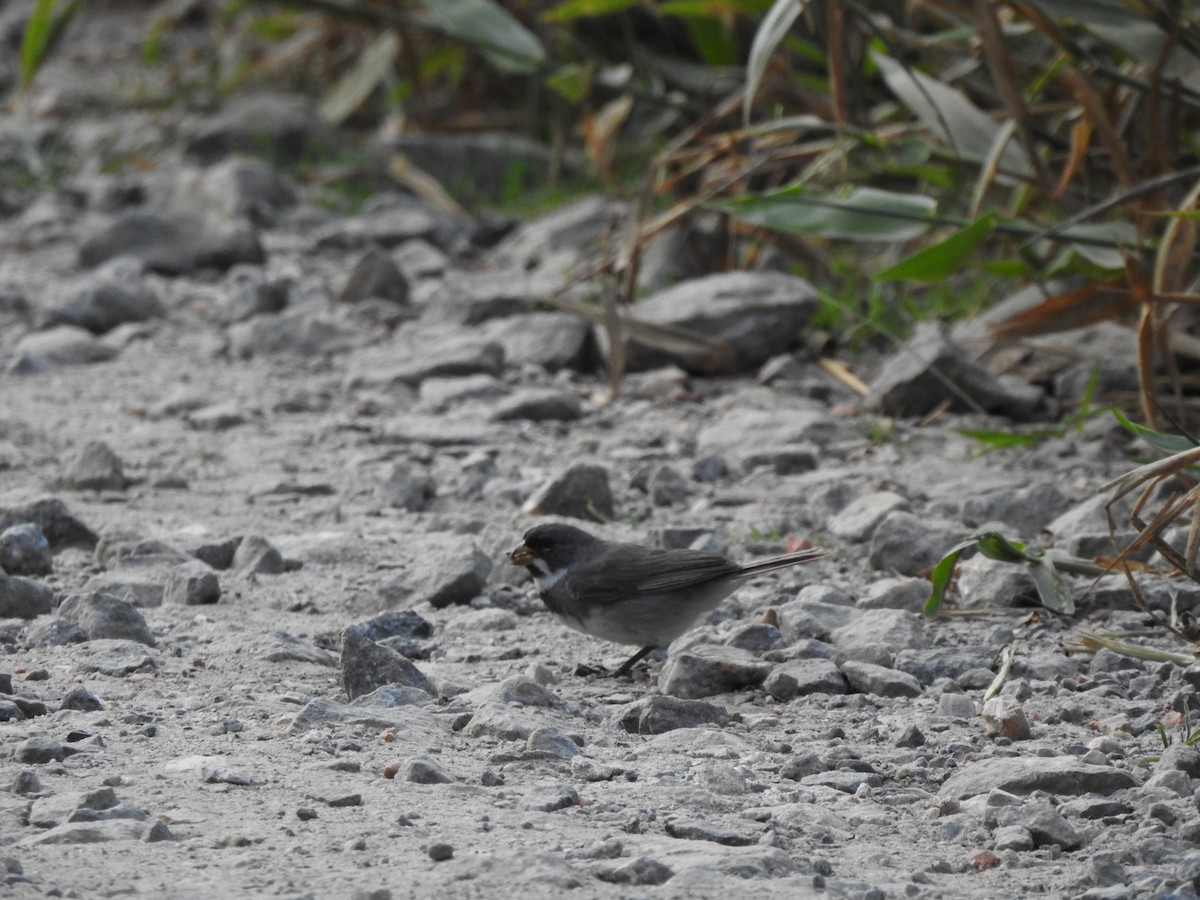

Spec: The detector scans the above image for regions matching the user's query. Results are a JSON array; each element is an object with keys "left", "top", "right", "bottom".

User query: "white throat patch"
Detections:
[{"left": 531, "top": 560, "right": 567, "bottom": 592}]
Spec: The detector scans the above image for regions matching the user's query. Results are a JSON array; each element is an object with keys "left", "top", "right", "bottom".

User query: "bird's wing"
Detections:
[{"left": 567, "top": 545, "right": 742, "bottom": 604}]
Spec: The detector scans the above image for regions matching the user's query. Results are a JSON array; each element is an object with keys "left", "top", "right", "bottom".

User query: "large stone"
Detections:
[
  {"left": 60, "top": 441, "right": 127, "bottom": 492},
  {"left": 940, "top": 756, "right": 1138, "bottom": 800},
  {"left": 339, "top": 245, "right": 409, "bottom": 305},
  {"left": 0, "top": 572, "right": 55, "bottom": 619},
  {"left": 46, "top": 273, "right": 162, "bottom": 335},
  {"left": 344, "top": 326, "right": 505, "bottom": 389},
  {"left": 377, "top": 534, "right": 492, "bottom": 609},
  {"left": 340, "top": 628, "right": 436, "bottom": 701},
  {"left": 79, "top": 209, "right": 264, "bottom": 275},
  {"left": 522, "top": 463, "right": 614, "bottom": 521},
  {"left": 610, "top": 271, "right": 821, "bottom": 373},
  {"left": 58, "top": 593, "right": 155, "bottom": 646}
]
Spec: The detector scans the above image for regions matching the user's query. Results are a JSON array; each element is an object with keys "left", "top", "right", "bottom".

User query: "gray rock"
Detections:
[
  {"left": 0, "top": 523, "right": 52, "bottom": 576},
  {"left": 521, "top": 783, "right": 580, "bottom": 813},
  {"left": 527, "top": 726, "right": 580, "bottom": 759},
  {"left": 47, "top": 274, "right": 162, "bottom": 335},
  {"left": 23, "top": 619, "right": 88, "bottom": 646},
  {"left": 696, "top": 407, "right": 849, "bottom": 459},
  {"left": 615, "top": 695, "right": 730, "bottom": 734},
  {"left": 829, "top": 491, "right": 910, "bottom": 542},
  {"left": 739, "top": 445, "right": 817, "bottom": 475},
  {"left": 61, "top": 440, "right": 126, "bottom": 491},
  {"left": 857, "top": 576, "right": 929, "bottom": 611},
  {"left": 232, "top": 535, "right": 287, "bottom": 574},
  {"left": 644, "top": 465, "right": 691, "bottom": 507},
  {"left": 350, "top": 685, "right": 434, "bottom": 708},
  {"left": 82, "top": 561, "right": 171, "bottom": 608},
  {"left": 1157, "top": 744, "right": 1200, "bottom": 778},
  {"left": 480, "top": 313, "right": 596, "bottom": 372},
  {"left": 11, "top": 770, "right": 44, "bottom": 794},
  {"left": 382, "top": 463, "right": 437, "bottom": 512},
  {"left": 79, "top": 208, "right": 264, "bottom": 275},
  {"left": 981, "top": 694, "right": 1032, "bottom": 740},
  {"left": 227, "top": 310, "right": 363, "bottom": 360},
  {"left": 312, "top": 203, "right": 443, "bottom": 251},
  {"left": 956, "top": 555, "right": 1039, "bottom": 608},
  {"left": 940, "top": 756, "right": 1138, "bottom": 800},
  {"left": 936, "top": 692, "right": 977, "bottom": 718},
  {"left": 7, "top": 326, "right": 119, "bottom": 375},
  {"left": 345, "top": 327, "right": 505, "bottom": 389},
  {"left": 29, "top": 787, "right": 118, "bottom": 828},
  {"left": 419, "top": 374, "right": 508, "bottom": 412},
  {"left": 961, "top": 481, "right": 1072, "bottom": 538},
  {"left": 339, "top": 245, "right": 409, "bottom": 305},
  {"left": 377, "top": 533, "right": 491, "bottom": 609},
  {"left": 660, "top": 646, "right": 772, "bottom": 699},
  {"left": 594, "top": 856, "right": 674, "bottom": 886},
  {"left": 340, "top": 628, "right": 436, "bottom": 700},
  {"left": 775, "top": 597, "right": 858, "bottom": 644},
  {"left": 522, "top": 463, "right": 614, "bottom": 521},
  {"left": 993, "top": 802, "right": 1082, "bottom": 850},
  {"left": 764, "top": 659, "right": 848, "bottom": 700},
  {"left": 394, "top": 239, "right": 448, "bottom": 281},
  {"left": 830, "top": 608, "right": 924, "bottom": 667},
  {"left": 200, "top": 157, "right": 297, "bottom": 222},
  {"left": 866, "top": 322, "right": 1045, "bottom": 419},
  {"left": 611, "top": 271, "right": 820, "bottom": 373},
  {"left": 401, "top": 754, "right": 456, "bottom": 784},
  {"left": 0, "top": 572, "right": 55, "bottom": 619},
  {"left": 17, "top": 819, "right": 162, "bottom": 846},
  {"left": 74, "top": 639, "right": 155, "bottom": 675},
  {"left": 185, "top": 92, "right": 332, "bottom": 164},
  {"left": 221, "top": 267, "right": 291, "bottom": 323},
  {"left": 992, "top": 824, "right": 1034, "bottom": 852},
  {"left": 59, "top": 686, "right": 103, "bottom": 712},
  {"left": 868, "top": 510, "right": 964, "bottom": 577},
  {"left": 663, "top": 817, "right": 756, "bottom": 846},
  {"left": 58, "top": 592, "right": 155, "bottom": 645},
  {"left": 840, "top": 660, "right": 922, "bottom": 697},
  {"left": 13, "top": 735, "right": 80, "bottom": 764},
  {"left": 0, "top": 498, "right": 98, "bottom": 551},
  {"left": 722, "top": 622, "right": 782, "bottom": 653},
  {"left": 261, "top": 631, "right": 336, "bottom": 666},
  {"left": 163, "top": 561, "right": 220, "bottom": 605},
  {"left": 491, "top": 390, "right": 583, "bottom": 423},
  {"left": 346, "top": 610, "right": 433, "bottom": 643}
]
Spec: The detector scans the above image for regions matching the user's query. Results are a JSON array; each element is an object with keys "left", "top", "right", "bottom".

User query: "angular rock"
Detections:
[
  {"left": 660, "top": 646, "right": 772, "bottom": 699},
  {"left": 377, "top": 534, "right": 491, "bottom": 609},
  {"left": 339, "top": 245, "right": 409, "bottom": 305},
  {"left": 857, "top": 576, "right": 929, "bottom": 611},
  {"left": 522, "top": 463, "right": 614, "bottom": 521},
  {"left": 0, "top": 498, "right": 97, "bottom": 551},
  {"left": 866, "top": 322, "right": 1044, "bottom": 419},
  {"left": 13, "top": 735, "right": 80, "bottom": 764},
  {"left": 340, "top": 628, "right": 436, "bottom": 701},
  {"left": 0, "top": 572, "right": 55, "bottom": 619},
  {"left": 868, "top": 510, "right": 965, "bottom": 577},
  {"left": 346, "top": 610, "right": 434, "bottom": 643},
  {"left": 840, "top": 660, "right": 922, "bottom": 697},
  {"left": 491, "top": 390, "right": 583, "bottom": 423},
  {"left": 29, "top": 787, "right": 118, "bottom": 828},
  {"left": 232, "top": 535, "right": 287, "bottom": 574},
  {"left": 163, "top": 561, "right": 221, "bottom": 605},
  {"left": 940, "top": 756, "right": 1138, "bottom": 800},
  {"left": 982, "top": 694, "right": 1033, "bottom": 741},
  {"left": 58, "top": 592, "right": 155, "bottom": 645},
  {"left": 527, "top": 726, "right": 580, "bottom": 759},
  {"left": 480, "top": 313, "right": 596, "bottom": 372},
  {"left": 226, "top": 309, "right": 362, "bottom": 360},
  {"left": 79, "top": 209, "right": 264, "bottom": 275},
  {"left": 76, "top": 639, "right": 156, "bottom": 675},
  {"left": 59, "top": 686, "right": 103, "bottom": 712},
  {"left": 594, "top": 856, "right": 674, "bottom": 886},
  {"left": 0, "top": 523, "right": 52, "bottom": 576},
  {"left": 401, "top": 754, "right": 455, "bottom": 784},
  {"left": 61, "top": 440, "right": 126, "bottom": 491},
  {"left": 46, "top": 274, "right": 162, "bottom": 335},
  {"left": 7, "top": 326, "right": 119, "bottom": 375},
  {"left": 764, "top": 659, "right": 848, "bottom": 701},
  {"left": 345, "top": 327, "right": 505, "bottom": 389},
  {"left": 381, "top": 463, "right": 436, "bottom": 512},
  {"left": 610, "top": 271, "right": 820, "bottom": 373},
  {"left": 615, "top": 695, "right": 730, "bottom": 734},
  {"left": 830, "top": 608, "right": 925, "bottom": 668},
  {"left": 993, "top": 802, "right": 1082, "bottom": 850},
  {"left": 828, "top": 491, "right": 910, "bottom": 543}
]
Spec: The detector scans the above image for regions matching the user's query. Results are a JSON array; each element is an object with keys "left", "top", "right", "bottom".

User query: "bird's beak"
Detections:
[{"left": 508, "top": 543, "right": 533, "bottom": 566}]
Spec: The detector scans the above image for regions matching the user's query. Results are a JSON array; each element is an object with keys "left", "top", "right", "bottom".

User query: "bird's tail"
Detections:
[{"left": 738, "top": 547, "right": 828, "bottom": 576}]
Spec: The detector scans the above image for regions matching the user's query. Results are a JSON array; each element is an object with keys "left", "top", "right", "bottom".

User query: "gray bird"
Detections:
[{"left": 509, "top": 523, "right": 827, "bottom": 676}]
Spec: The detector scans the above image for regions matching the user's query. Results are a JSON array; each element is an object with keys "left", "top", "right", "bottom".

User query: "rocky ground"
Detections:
[{"left": 3, "top": 4, "right": 1200, "bottom": 899}]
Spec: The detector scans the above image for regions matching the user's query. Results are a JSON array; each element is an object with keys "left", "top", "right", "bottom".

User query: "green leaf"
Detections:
[
  {"left": 544, "top": 0, "right": 640, "bottom": 21},
  {"left": 20, "top": 0, "right": 78, "bottom": 88},
  {"left": 716, "top": 185, "right": 937, "bottom": 242},
  {"left": 1026, "top": 553, "right": 1075, "bottom": 614},
  {"left": 956, "top": 428, "right": 1046, "bottom": 449},
  {"left": 744, "top": 0, "right": 808, "bottom": 124},
  {"left": 545, "top": 64, "right": 591, "bottom": 103},
  {"left": 875, "top": 213, "right": 997, "bottom": 281},
  {"left": 973, "top": 532, "right": 1029, "bottom": 563},
  {"left": 925, "top": 539, "right": 977, "bottom": 618},
  {"left": 1112, "top": 409, "right": 1199, "bottom": 455},
  {"left": 416, "top": 0, "right": 545, "bottom": 73}
]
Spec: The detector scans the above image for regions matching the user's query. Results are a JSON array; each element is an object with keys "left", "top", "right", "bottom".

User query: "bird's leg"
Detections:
[{"left": 611, "top": 645, "right": 656, "bottom": 678}]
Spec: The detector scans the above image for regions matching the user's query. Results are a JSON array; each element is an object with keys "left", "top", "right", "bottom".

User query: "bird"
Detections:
[{"left": 508, "top": 522, "right": 827, "bottom": 676}]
